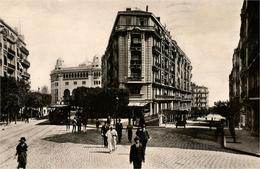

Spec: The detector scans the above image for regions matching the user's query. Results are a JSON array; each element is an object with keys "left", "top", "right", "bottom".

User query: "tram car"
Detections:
[{"left": 48, "top": 105, "right": 70, "bottom": 124}]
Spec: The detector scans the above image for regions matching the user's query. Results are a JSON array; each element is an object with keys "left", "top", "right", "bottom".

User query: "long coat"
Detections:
[
  {"left": 16, "top": 142, "right": 28, "bottom": 168},
  {"left": 130, "top": 144, "right": 145, "bottom": 163}
]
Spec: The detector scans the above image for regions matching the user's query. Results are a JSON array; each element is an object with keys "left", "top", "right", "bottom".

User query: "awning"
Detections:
[{"left": 128, "top": 101, "right": 150, "bottom": 107}]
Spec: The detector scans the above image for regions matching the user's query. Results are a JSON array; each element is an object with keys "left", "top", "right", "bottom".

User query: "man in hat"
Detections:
[
  {"left": 130, "top": 137, "right": 145, "bottom": 169},
  {"left": 15, "top": 137, "right": 28, "bottom": 169}
]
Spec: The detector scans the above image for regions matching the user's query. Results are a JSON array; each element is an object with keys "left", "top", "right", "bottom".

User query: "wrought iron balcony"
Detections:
[
  {"left": 20, "top": 46, "right": 29, "bottom": 56},
  {"left": 7, "top": 48, "right": 16, "bottom": 59},
  {"left": 152, "top": 46, "right": 161, "bottom": 53},
  {"left": 7, "top": 63, "right": 15, "bottom": 72},
  {"left": 21, "top": 59, "right": 30, "bottom": 68},
  {"left": 130, "top": 46, "right": 142, "bottom": 51},
  {"left": 127, "top": 76, "right": 143, "bottom": 81},
  {"left": 22, "top": 72, "right": 30, "bottom": 78}
]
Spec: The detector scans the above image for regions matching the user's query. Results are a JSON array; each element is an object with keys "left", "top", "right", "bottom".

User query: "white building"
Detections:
[{"left": 50, "top": 56, "right": 102, "bottom": 104}]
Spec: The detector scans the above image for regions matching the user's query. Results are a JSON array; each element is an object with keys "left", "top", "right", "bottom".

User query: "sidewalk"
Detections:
[{"left": 224, "top": 129, "right": 260, "bottom": 157}]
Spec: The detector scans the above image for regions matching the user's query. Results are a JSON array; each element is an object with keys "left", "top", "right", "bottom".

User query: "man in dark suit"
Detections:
[{"left": 130, "top": 137, "right": 145, "bottom": 169}]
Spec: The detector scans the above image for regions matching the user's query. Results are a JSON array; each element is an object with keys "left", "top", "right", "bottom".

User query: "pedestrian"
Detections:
[
  {"left": 72, "top": 117, "right": 77, "bottom": 133},
  {"left": 111, "top": 127, "right": 118, "bottom": 150},
  {"left": 15, "top": 137, "right": 28, "bottom": 169},
  {"left": 107, "top": 116, "right": 111, "bottom": 125},
  {"left": 77, "top": 116, "right": 82, "bottom": 133},
  {"left": 106, "top": 126, "right": 113, "bottom": 153},
  {"left": 101, "top": 122, "right": 108, "bottom": 147},
  {"left": 116, "top": 119, "right": 123, "bottom": 143},
  {"left": 137, "top": 125, "right": 149, "bottom": 154},
  {"left": 126, "top": 123, "right": 133, "bottom": 143},
  {"left": 66, "top": 117, "right": 70, "bottom": 131},
  {"left": 130, "top": 137, "right": 145, "bottom": 169},
  {"left": 96, "top": 119, "right": 100, "bottom": 129},
  {"left": 82, "top": 119, "right": 87, "bottom": 132}
]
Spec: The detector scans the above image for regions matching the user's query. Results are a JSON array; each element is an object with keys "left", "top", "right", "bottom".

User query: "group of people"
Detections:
[{"left": 15, "top": 117, "right": 149, "bottom": 169}]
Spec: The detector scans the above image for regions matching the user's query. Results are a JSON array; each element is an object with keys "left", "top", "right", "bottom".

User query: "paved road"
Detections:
[{"left": 1, "top": 120, "right": 260, "bottom": 169}]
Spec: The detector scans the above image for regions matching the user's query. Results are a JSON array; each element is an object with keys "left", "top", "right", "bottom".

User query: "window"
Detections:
[
  {"left": 65, "top": 82, "right": 69, "bottom": 85},
  {"left": 55, "top": 82, "right": 59, "bottom": 86},
  {"left": 82, "top": 81, "right": 86, "bottom": 85},
  {"left": 74, "top": 81, "right": 77, "bottom": 85}
]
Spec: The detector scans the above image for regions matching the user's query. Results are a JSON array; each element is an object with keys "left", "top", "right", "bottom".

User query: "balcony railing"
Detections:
[
  {"left": 20, "top": 46, "right": 29, "bottom": 56},
  {"left": 8, "top": 48, "right": 16, "bottom": 59},
  {"left": 22, "top": 72, "right": 30, "bottom": 78},
  {"left": 21, "top": 59, "right": 30, "bottom": 68},
  {"left": 130, "top": 46, "right": 142, "bottom": 51},
  {"left": 155, "top": 78, "right": 161, "bottom": 83},
  {"left": 152, "top": 46, "right": 161, "bottom": 53},
  {"left": 128, "top": 76, "right": 143, "bottom": 81},
  {"left": 7, "top": 63, "right": 16, "bottom": 70}
]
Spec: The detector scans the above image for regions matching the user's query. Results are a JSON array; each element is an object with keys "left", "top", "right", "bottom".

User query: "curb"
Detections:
[{"left": 224, "top": 146, "right": 260, "bottom": 157}]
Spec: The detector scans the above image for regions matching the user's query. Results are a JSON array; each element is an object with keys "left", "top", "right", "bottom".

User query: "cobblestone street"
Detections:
[{"left": 1, "top": 120, "right": 260, "bottom": 169}]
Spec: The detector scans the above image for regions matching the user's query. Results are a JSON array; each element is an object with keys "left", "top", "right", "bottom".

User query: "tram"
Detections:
[{"left": 48, "top": 105, "right": 70, "bottom": 124}]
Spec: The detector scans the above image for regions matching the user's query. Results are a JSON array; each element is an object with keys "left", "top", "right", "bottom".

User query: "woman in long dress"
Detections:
[
  {"left": 16, "top": 137, "right": 28, "bottom": 169},
  {"left": 106, "top": 126, "right": 118, "bottom": 153}
]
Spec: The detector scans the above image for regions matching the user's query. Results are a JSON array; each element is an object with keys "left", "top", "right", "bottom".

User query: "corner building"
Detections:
[
  {"left": 50, "top": 56, "right": 102, "bottom": 104},
  {"left": 229, "top": 0, "right": 259, "bottom": 135},
  {"left": 191, "top": 83, "right": 209, "bottom": 110},
  {"left": 102, "top": 8, "right": 192, "bottom": 118},
  {"left": 0, "top": 19, "right": 30, "bottom": 81}
]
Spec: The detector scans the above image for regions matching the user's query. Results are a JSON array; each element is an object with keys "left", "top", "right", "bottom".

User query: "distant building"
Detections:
[
  {"left": 50, "top": 56, "right": 102, "bottom": 104},
  {"left": 102, "top": 7, "right": 192, "bottom": 121},
  {"left": 191, "top": 83, "right": 209, "bottom": 110},
  {"left": 229, "top": 0, "right": 259, "bottom": 135},
  {"left": 0, "top": 19, "right": 30, "bottom": 81}
]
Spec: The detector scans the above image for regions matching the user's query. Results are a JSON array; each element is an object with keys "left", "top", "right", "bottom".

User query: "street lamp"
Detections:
[{"left": 115, "top": 96, "right": 119, "bottom": 124}]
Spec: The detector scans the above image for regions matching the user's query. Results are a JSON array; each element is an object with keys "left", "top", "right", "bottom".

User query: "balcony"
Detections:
[
  {"left": 152, "top": 46, "right": 161, "bottom": 54},
  {"left": 155, "top": 95, "right": 175, "bottom": 100},
  {"left": 22, "top": 72, "right": 30, "bottom": 78},
  {"left": 20, "top": 46, "right": 29, "bottom": 56},
  {"left": 7, "top": 48, "right": 16, "bottom": 60},
  {"left": 129, "top": 93, "right": 143, "bottom": 98},
  {"left": 155, "top": 78, "right": 161, "bottom": 83},
  {"left": 7, "top": 63, "right": 15, "bottom": 73},
  {"left": 128, "top": 76, "right": 143, "bottom": 81},
  {"left": 130, "top": 46, "right": 142, "bottom": 51},
  {"left": 21, "top": 59, "right": 30, "bottom": 68}
]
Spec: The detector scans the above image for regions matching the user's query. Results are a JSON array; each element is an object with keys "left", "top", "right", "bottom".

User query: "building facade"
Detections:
[
  {"left": 102, "top": 8, "right": 192, "bottom": 118},
  {"left": 50, "top": 56, "right": 102, "bottom": 104},
  {"left": 191, "top": 83, "right": 209, "bottom": 110},
  {"left": 0, "top": 19, "right": 30, "bottom": 81},
  {"left": 229, "top": 0, "right": 259, "bottom": 135}
]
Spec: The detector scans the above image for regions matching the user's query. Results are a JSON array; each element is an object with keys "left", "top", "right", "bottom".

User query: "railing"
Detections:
[
  {"left": 20, "top": 46, "right": 29, "bottom": 56},
  {"left": 22, "top": 72, "right": 30, "bottom": 78},
  {"left": 21, "top": 59, "right": 30, "bottom": 68},
  {"left": 8, "top": 48, "right": 16, "bottom": 56},
  {"left": 130, "top": 46, "right": 142, "bottom": 51},
  {"left": 155, "top": 78, "right": 161, "bottom": 83},
  {"left": 127, "top": 76, "right": 143, "bottom": 81},
  {"left": 8, "top": 63, "right": 15, "bottom": 69}
]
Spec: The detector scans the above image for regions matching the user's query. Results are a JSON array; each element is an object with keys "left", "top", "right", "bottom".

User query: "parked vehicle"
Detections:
[{"left": 48, "top": 105, "right": 70, "bottom": 124}]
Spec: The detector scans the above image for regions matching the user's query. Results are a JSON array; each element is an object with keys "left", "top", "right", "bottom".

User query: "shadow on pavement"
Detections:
[{"left": 42, "top": 126, "right": 239, "bottom": 155}]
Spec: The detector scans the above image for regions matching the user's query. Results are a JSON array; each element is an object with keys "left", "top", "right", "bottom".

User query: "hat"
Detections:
[
  {"left": 19, "top": 137, "right": 26, "bottom": 142},
  {"left": 134, "top": 136, "right": 140, "bottom": 142}
]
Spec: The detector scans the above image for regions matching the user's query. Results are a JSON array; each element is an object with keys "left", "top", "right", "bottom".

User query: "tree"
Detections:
[{"left": 0, "top": 77, "right": 30, "bottom": 123}]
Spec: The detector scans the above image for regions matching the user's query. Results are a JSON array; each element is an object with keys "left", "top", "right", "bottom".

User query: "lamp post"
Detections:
[{"left": 115, "top": 96, "right": 119, "bottom": 124}]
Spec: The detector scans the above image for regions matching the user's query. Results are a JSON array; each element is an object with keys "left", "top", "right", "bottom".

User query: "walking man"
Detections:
[
  {"left": 130, "top": 137, "right": 145, "bottom": 169},
  {"left": 137, "top": 125, "right": 150, "bottom": 154},
  {"left": 116, "top": 119, "right": 123, "bottom": 143},
  {"left": 106, "top": 126, "right": 116, "bottom": 153},
  {"left": 15, "top": 137, "right": 28, "bottom": 169},
  {"left": 72, "top": 117, "right": 77, "bottom": 133},
  {"left": 126, "top": 123, "right": 133, "bottom": 143},
  {"left": 101, "top": 122, "right": 108, "bottom": 147}
]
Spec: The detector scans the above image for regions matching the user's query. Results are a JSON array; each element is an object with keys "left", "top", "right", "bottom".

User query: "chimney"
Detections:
[
  {"left": 126, "top": 8, "right": 131, "bottom": 11},
  {"left": 146, "top": 5, "right": 148, "bottom": 12},
  {"left": 156, "top": 17, "right": 160, "bottom": 22}
]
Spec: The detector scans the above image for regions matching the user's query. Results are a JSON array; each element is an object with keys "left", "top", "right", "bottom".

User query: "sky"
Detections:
[{"left": 1, "top": 0, "right": 244, "bottom": 106}]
